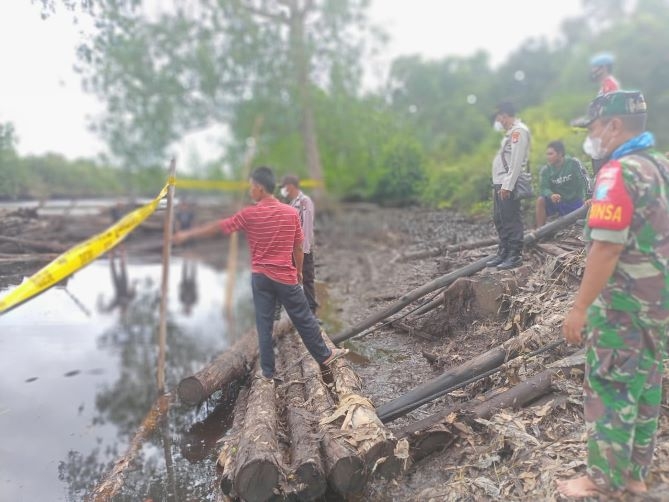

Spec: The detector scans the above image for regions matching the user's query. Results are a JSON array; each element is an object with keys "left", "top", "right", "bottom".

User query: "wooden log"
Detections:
[
  {"left": 0, "top": 235, "right": 68, "bottom": 253},
  {"left": 178, "top": 316, "right": 292, "bottom": 405},
  {"left": 392, "top": 320, "right": 438, "bottom": 341},
  {"left": 301, "top": 346, "right": 366, "bottom": 495},
  {"left": 233, "top": 364, "right": 280, "bottom": 502},
  {"left": 218, "top": 388, "right": 249, "bottom": 498},
  {"left": 377, "top": 316, "right": 563, "bottom": 422},
  {"left": 321, "top": 336, "right": 402, "bottom": 479},
  {"left": 396, "top": 237, "right": 498, "bottom": 262},
  {"left": 278, "top": 333, "right": 326, "bottom": 501},
  {"left": 87, "top": 393, "right": 173, "bottom": 501},
  {"left": 397, "top": 349, "right": 584, "bottom": 459},
  {"left": 332, "top": 206, "right": 588, "bottom": 344}
]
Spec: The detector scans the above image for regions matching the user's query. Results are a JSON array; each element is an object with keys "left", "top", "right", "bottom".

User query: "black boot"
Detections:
[
  {"left": 497, "top": 250, "right": 523, "bottom": 270},
  {"left": 486, "top": 246, "right": 508, "bottom": 267}
]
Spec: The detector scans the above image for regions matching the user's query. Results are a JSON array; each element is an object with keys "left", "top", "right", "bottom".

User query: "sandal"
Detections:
[{"left": 322, "top": 348, "right": 349, "bottom": 367}]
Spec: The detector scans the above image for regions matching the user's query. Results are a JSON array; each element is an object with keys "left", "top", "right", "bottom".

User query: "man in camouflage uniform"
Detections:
[{"left": 559, "top": 90, "right": 669, "bottom": 498}]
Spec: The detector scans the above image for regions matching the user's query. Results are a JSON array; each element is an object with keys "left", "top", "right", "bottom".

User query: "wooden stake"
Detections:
[{"left": 157, "top": 158, "right": 177, "bottom": 394}]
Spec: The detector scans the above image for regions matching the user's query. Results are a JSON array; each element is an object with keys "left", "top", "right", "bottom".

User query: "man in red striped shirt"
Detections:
[{"left": 173, "top": 166, "right": 347, "bottom": 381}]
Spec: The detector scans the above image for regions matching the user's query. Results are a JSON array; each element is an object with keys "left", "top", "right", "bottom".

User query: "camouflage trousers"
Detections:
[{"left": 584, "top": 305, "right": 668, "bottom": 491}]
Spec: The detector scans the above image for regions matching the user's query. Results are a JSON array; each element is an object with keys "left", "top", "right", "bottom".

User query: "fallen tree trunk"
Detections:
[
  {"left": 321, "top": 336, "right": 406, "bottom": 479},
  {"left": 396, "top": 237, "right": 498, "bottom": 263},
  {"left": 301, "top": 346, "right": 367, "bottom": 495},
  {"left": 278, "top": 333, "right": 327, "bottom": 501},
  {"left": 233, "top": 363, "right": 280, "bottom": 502},
  {"left": 178, "top": 316, "right": 292, "bottom": 405},
  {"left": 332, "top": 206, "right": 587, "bottom": 344},
  {"left": 218, "top": 388, "right": 249, "bottom": 498},
  {"left": 405, "top": 207, "right": 590, "bottom": 319},
  {"left": 377, "top": 316, "right": 563, "bottom": 423},
  {"left": 87, "top": 393, "right": 173, "bottom": 502},
  {"left": 0, "top": 235, "right": 68, "bottom": 253},
  {"left": 398, "top": 349, "right": 584, "bottom": 460}
]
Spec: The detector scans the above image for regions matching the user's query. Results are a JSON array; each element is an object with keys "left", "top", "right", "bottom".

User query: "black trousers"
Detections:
[
  {"left": 302, "top": 252, "right": 318, "bottom": 313},
  {"left": 492, "top": 186, "right": 523, "bottom": 253}
]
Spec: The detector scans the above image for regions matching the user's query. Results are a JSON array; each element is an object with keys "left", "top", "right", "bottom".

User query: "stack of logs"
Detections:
[{"left": 216, "top": 330, "right": 409, "bottom": 502}]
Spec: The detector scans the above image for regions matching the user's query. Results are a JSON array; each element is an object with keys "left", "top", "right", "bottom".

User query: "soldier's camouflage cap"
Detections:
[{"left": 571, "top": 90, "right": 647, "bottom": 128}]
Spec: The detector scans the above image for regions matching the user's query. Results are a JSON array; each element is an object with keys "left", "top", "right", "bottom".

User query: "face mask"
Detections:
[
  {"left": 493, "top": 120, "right": 504, "bottom": 132},
  {"left": 280, "top": 187, "right": 289, "bottom": 198},
  {"left": 582, "top": 123, "right": 612, "bottom": 160}
]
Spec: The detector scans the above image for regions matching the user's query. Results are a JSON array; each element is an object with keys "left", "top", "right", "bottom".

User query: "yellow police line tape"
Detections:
[
  {"left": 176, "top": 177, "right": 324, "bottom": 191},
  {"left": 0, "top": 181, "right": 172, "bottom": 315}
]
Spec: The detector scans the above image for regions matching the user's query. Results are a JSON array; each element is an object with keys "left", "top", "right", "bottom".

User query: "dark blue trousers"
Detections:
[{"left": 251, "top": 273, "right": 331, "bottom": 378}]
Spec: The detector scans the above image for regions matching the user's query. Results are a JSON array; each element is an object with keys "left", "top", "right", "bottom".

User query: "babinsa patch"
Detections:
[{"left": 588, "top": 160, "right": 633, "bottom": 231}]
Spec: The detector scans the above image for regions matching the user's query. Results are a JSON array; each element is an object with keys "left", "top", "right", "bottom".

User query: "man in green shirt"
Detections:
[{"left": 535, "top": 140, "right": 588, "bottom": 227}]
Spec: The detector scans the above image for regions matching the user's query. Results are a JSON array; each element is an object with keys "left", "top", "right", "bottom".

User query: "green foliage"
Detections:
[
  {"left": 22, "top": 0, "right": 669, "bottom": 214},
  {"left": 372, "top": 137, "right": 425, "bottom": 206}
]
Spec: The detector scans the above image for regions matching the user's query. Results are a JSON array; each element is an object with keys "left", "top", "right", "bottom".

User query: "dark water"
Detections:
[{"left": 0, "top": 257, "right": 255, "bottom": 501}]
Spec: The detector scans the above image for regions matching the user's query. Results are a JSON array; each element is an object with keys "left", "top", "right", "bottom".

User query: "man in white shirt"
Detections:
[{"left": 280, "top": 175, "right": 319, "bottom": 314}]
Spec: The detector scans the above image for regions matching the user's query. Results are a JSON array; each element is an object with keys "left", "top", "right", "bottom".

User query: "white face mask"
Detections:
[
  {"left": 280, "top": 186, "right": 289, "bottom": 198},
  {"left": 493, "top": 120, "right": 504, "bottom": 132},
  {"left": 582, "top": 123, "right": 612, "bottom": 160}
]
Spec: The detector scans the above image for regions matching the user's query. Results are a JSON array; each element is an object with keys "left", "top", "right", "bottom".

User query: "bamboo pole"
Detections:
[{"left": 157, "top": 158, "right": 177, "bottom": 394}]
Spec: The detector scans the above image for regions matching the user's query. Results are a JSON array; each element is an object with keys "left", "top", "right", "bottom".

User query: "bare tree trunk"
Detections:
[
  {"left": 233, "top": 364, "right": 281, "bottom": 502},
  {"left": 178, "top": 316, "right": 292, "bottom": 405},
  {"left": 301, "top": 344, "right": 367, "bottom": 495},
  {"left": 218, "top": 388, "right": 249, "bottom": 498},
  {"left": 321, "top": 336, "right": 405, "bottom": 479},
  {"left": 87, "top": 394, "right": 173, "bottom": 501},
  {"left": 397, "top": 349, "right": 584, "bottom": 460},
  {"left": 278, "top": 332, "right": 327, "bottom": 501},
  {"left": 288, "top": 2, "right": 325, "bottom": 199}
]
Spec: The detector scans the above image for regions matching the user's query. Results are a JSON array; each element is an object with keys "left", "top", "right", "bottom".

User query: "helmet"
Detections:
[{"left": 590, "top": 52, "right": 615, "bottom": 67}]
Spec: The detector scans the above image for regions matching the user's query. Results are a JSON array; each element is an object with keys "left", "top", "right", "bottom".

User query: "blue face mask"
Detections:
[{"left": 493, "top": 121, "right": 504, "bottom": 132}]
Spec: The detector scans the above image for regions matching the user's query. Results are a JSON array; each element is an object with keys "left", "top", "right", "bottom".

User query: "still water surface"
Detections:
[{"left": 0, "top": 257, "right": 254, "bottom": 501}]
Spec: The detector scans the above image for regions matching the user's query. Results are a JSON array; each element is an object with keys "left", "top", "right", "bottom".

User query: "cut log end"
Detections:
[
  {"left": 327, "top": 456, "right": 366, "bottom": 495},
  {"left": 220, "top": 474, "right": 233, "bottom": 496},
  {"left": 365, "top": 439, "right": 398, "bottom": 478},
  {"left": 177, "top": 377, "right": 205, "bottom": 405},
  {"left": 236, "top": 459, "right": 279, "bottom": 502},
  {"left": 294, "top": 461, "right": 327, "bottom": 501},
  {"left": 410, "top": 430, "right": 455, "bottom": 462}
]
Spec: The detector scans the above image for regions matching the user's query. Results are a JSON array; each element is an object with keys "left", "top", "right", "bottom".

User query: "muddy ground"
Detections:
[
  {"left": 313, "top": 204, "right": 669, "bottom": 502},
  {"left": 2, "top": 202, "right": 669, "bottom": 501}
]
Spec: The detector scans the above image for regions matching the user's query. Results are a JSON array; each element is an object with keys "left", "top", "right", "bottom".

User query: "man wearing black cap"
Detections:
[
  {"left": 559, "top": 91, "right": 669, "bottom": 498},
  {"left": 280, "top": 174, "right": 319, "bottom": 314},
  {"left": 486, "top": 101, "right": 531, "bottom": 270}
]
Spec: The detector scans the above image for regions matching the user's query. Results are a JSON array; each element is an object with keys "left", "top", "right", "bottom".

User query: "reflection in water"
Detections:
[
  {"left": 179, "top": 383, "right": 240, "bottom": 463},
  {"left": 179, "top": 260, "right": 198, "bottom": 316},
  {"left": 0, "top": 258, "right": 253, "bottom": 502},
  {"left": 98, "top": 253, "right": 137, "bottom": 318}
]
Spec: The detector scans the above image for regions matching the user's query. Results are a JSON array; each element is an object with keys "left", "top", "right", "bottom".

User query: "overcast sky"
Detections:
[{"left": 0, "top": 0, "right": 584, "bottom": 161}]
